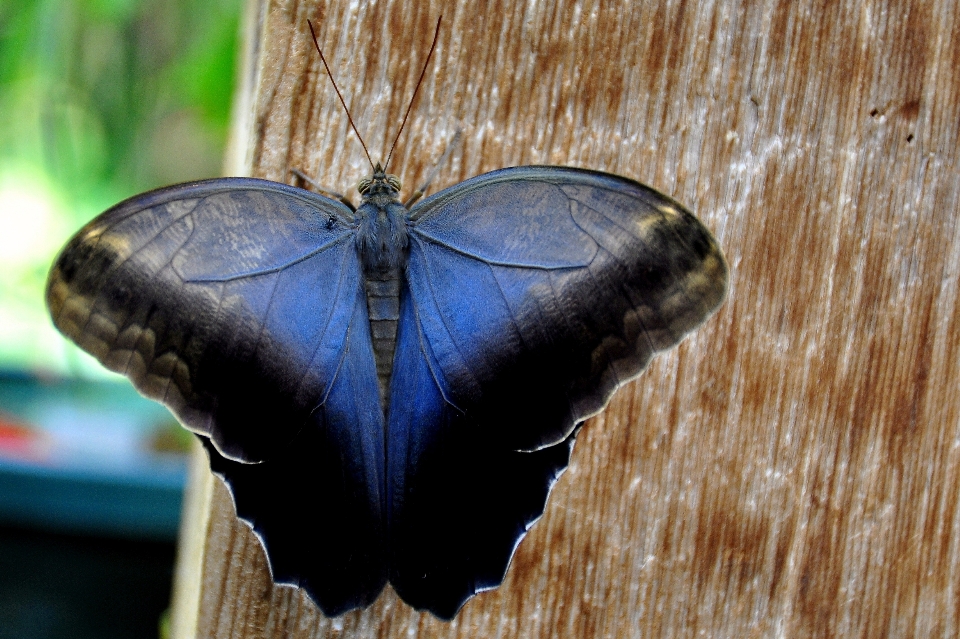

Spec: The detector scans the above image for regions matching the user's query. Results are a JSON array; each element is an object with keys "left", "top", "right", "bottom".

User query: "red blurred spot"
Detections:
[{"left": 0, "top": 413, "right": 49, "bottom": 461}]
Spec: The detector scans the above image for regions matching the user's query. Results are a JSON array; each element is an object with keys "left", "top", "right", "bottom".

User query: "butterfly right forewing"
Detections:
[{"left": 402, "top": 166, "right": 727, "bottom": 451}]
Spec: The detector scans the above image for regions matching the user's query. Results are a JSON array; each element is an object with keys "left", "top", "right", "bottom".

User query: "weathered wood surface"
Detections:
[{"left": 169, "top": 0, "right": 960, "bottom": 637}]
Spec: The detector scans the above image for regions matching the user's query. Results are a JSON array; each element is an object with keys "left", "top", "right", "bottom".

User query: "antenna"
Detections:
[
  {"left": 307, "top": 19, "right": 374, "bottom": 170},
  {"left": 384, "top": 16, "right": 443, "bottom": 171}
]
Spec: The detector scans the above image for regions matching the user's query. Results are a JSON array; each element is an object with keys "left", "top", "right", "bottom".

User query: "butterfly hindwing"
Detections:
[
  {"left": 201, "top": 284, "right": 387, "bottom": 615},
  {"left": 385, "top": 278, "right": 577, "bottom": 618}
]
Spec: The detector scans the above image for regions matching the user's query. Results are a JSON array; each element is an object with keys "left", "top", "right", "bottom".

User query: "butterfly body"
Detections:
[
  {"left": 47, "top": 165, "right": 728, "bottom": 618},
  {"left": 352, "top": 163, "right": 409, "bottom": 409}
]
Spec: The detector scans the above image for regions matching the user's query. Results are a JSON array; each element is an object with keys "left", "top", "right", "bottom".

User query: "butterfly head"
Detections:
[{"left": 358, "top": 163, "right": 402, "bottom": 198}]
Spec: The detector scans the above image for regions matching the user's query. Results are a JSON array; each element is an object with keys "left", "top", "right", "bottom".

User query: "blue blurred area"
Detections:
[
  {"left": 0, "top": 372, "right": 192, "bottom": 638},
  {"left": 0, "top": 373, "right": 187, "bottom": 540},
  {"left": 0, "top": 460, "right": 184, "bottom": 539}
]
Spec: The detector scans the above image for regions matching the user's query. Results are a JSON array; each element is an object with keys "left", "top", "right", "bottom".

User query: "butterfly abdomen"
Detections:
[{"left": 364, "top": 267, "right": 401, "bottom": 414}]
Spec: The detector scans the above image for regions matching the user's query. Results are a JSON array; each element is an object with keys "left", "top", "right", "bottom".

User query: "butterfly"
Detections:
[{"left": 45, "top": 18, "right": 728, "bottom": 620}]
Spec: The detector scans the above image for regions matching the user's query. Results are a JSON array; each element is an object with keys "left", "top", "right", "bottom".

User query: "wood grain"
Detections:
[{"left": 169, "top": 0, "right": 960, "bottom": 636}]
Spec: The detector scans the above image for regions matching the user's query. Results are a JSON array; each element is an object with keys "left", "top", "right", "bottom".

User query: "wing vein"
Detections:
[
  {"left": 250, "top": 271, "right": 284, "bottom": 371},
  {"left": 184, "top": 233, "right": 354, "bottom": 282},
  {"left": 412, "top": 236, "right": 470, "bottom": 412},
  {"left": 411, "top": 296, "right": 465, "bottom": 415},
  {"left": 71, "top": 196, "right": 202, "bottom": 340},
  {"left": 412, "top": 231, "right": 583, "bottom": 271},
  {"left": 569, "top": 199, "right": 659, "bottom": 357},
  {"left": 543, "top": 269, "right": 580, "bottom": 428},
  {"left": 581, "top": 250, "right": 627, "bottom": 390},
  {"left": 563, "top": 199, "right": 641, "bottom": 386},
  {"left": 485, "top": 262, "right": 533, "bottom": 368},
  {"left": 298, "top": 244, "right": 356, "bottom": 407}
]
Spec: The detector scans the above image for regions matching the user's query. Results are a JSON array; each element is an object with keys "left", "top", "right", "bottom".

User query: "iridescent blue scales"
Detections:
[{"left": 46, "top": 165, "right": 727, "bottom": 618}]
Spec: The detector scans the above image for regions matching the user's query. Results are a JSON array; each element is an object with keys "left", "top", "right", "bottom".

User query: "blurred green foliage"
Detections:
[{"left": 0, "top": 0, "right": 240, "bottom": 376}]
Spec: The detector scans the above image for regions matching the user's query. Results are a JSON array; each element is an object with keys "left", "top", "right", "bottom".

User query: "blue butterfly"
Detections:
[
  {"left": 47, "top": 162, "right": 726, "bottom": 617},
  {"left": 45, "top": 18, "right": 727, "bottom": 620}
]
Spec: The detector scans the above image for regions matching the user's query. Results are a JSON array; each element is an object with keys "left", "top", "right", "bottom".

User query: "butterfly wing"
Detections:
[
  {"left": 47, "top": 179, "right": 389, "bottom": 613},
  {"left": 386, "top": 284, "right": 579, "bottom": 618},
  {"left": 386, "top": 166, "right": 727, "bottom": 616},
  {"left": 200, "top": 292, "right": 388, "bottom": 615},
  {"left": 47, "top": 178, "right": 365, "bottom": 461}
]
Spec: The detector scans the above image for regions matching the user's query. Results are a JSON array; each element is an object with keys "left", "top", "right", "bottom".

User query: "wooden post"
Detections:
[{"left": 169, "top": 0, "right": 960, "bottom": 636}]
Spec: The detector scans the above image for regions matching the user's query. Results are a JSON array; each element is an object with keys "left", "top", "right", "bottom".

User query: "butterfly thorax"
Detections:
[
  {"left": 355, "top": 164, "right": 409, "bottom": 273},
  {"left": 355, "top": 164, "right": 409, "bottom": 414}
]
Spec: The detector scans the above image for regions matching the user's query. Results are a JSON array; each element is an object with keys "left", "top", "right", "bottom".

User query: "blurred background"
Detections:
[{"left": 0, "top": 0, "right": 241, "bottom": 636}]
